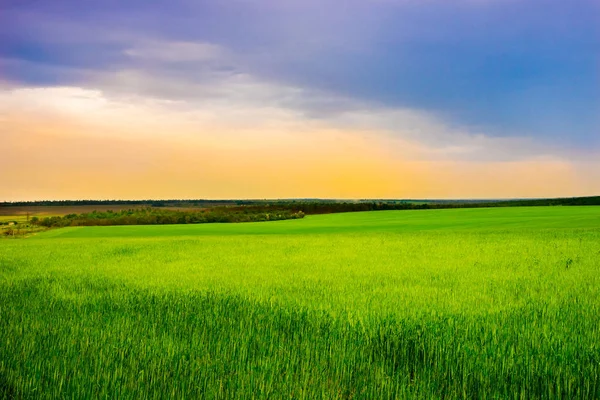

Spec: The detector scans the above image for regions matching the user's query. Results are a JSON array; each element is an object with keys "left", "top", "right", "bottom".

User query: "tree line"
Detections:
[
  {"left": 32, "top": 208, "right": 305, "bottom": 228},
  {"left": 4, "top": 196, "right": 599, "bottom": 209},
  {"left": 217, "top": 196, "right": 600, "bottom": 215}
]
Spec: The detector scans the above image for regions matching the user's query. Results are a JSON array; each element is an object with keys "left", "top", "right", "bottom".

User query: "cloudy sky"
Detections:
[{"left": 1, "top": 0, "right": 598, "bottom": 200}]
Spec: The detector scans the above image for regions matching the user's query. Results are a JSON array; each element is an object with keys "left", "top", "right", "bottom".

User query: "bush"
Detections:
[{"left": 36, "top": 207, "right": 306, "bottom": 228}]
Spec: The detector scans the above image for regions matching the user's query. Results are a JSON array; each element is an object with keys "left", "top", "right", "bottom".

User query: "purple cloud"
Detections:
[{"left": 1, "top": 0, "right": 599, "bottom": 148}]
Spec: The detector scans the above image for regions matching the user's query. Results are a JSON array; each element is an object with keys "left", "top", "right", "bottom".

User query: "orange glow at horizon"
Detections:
[{"left": 1, "top": 87, "right": 598, "bottom": 201}]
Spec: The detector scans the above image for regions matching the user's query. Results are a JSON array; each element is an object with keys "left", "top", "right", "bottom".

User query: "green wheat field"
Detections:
[{"left": 1, "top": 206, "right": 600, "bottom": 398}]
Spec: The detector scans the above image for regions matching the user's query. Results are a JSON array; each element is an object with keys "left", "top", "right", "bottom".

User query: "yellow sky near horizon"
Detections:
[{"left": 1, "top": 86, "right": 598, "bottom": 201}]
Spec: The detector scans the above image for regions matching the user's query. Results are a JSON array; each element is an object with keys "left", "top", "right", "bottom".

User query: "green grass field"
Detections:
[{"left": 1, "top": 207, "right": 599, "bottom": 398}]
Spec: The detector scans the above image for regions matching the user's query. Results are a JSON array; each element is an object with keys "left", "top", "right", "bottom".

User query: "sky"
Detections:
[{"left": 1, "top": 0, "right": 599, "bottom": 200}]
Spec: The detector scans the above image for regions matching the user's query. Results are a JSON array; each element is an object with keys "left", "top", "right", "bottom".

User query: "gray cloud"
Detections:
[{"left": 2, "top": 0, "right": 599, "bottom": 151}]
